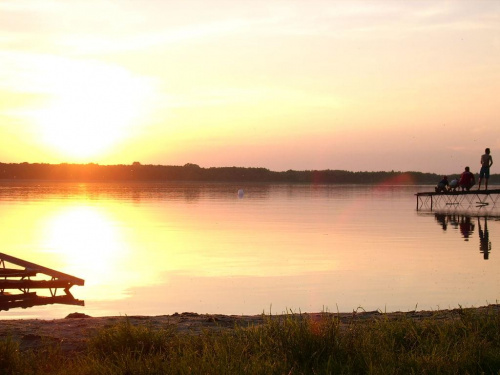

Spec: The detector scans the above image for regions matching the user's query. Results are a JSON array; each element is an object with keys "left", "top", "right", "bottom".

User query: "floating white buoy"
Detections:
[{"left": 237, "top": 189, "right": 244, "bottom": 198}]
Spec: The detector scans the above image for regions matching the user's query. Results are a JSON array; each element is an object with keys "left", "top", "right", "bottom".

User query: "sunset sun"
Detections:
[{"left": 33, "top": 60, "right": 154, "bottom": 160}]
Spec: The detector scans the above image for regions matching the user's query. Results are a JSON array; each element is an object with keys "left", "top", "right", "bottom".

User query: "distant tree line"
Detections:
[{"left": 0, "top": 162, "right": 496, "bottom": 185}]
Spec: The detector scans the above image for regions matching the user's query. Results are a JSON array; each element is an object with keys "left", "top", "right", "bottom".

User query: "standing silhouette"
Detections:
[{"left": 478, "top": 148, "right": 493, "bottom": 190}]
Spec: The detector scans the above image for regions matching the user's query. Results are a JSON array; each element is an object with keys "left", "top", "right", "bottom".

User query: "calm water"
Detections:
[{"left": 1, "top": 181, "right": 499, "bottom": 319}]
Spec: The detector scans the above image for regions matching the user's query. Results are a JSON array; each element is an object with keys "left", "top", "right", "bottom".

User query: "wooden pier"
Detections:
[
  {"left": 416, "top": 189, "right": 500, "bottom": 212},
  {"left": 0, "top": 253, "right": 84, "bottom": 311}
]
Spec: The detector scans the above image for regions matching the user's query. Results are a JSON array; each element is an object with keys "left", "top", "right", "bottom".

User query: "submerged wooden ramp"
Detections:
[
  {"left": 416, "top": 189, "right": 500, "bottom": 212},
  {"left": 0, "top": 253, "right": 84, "bottom": 311}
]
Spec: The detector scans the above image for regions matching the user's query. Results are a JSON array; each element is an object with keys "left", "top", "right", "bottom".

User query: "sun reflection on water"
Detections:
[{"left": 41, "top": 205, "right": 132, "bottom": 301}]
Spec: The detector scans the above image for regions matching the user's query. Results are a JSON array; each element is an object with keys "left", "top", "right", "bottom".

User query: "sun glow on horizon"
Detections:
[
  {"left": 40, "top": 64, "right": 154, "bottom": 160},
  {"left": 8, "top": 55, "right": 156, "bottom": 161}
]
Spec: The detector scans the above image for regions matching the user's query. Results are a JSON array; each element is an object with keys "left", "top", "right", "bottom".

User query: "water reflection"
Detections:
[
  {"left": 432, "top": 213, "right": 494, "bottom": 259},
  {"left": 0, "top": 181, "right": 273, "bottom": 204},
  {"left": 42, "top": 206, "right": 118, "bottom": 290},
  {"left": 478, "top": 217, "right": 492, "bottom": 260},
  {"left": 459, "top": 216, "right": 474, "bottom": 241},
  {"left": 2, "top": 182, "right": 499, "bottom": 319},
  {"left": 39, "top": 204, "right": 158, "bottom": 302}
]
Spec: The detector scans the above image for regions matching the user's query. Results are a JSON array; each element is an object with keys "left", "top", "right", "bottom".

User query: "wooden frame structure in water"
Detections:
[
  {"left": 416, "top": 189, "right": 500, "bottom": 212},
  {"left": 0, "top": 252, "right": 84, "bottom": 311}
]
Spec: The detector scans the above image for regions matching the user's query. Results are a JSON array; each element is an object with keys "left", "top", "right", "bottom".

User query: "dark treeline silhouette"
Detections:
[{"left": 0, "top": 162, "right": 496, "bottom": 185}]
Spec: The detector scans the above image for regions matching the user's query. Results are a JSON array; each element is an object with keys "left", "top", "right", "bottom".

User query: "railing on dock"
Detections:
[
  {"left": 416, "top": 189, "right": 500, "bottom": 212},
  {"left": 0, "top": 252, "right": 84, "bottom": 311}
]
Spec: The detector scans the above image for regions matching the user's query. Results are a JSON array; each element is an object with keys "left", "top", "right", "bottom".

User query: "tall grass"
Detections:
[{"left": 1, "top": 307, "right": 499, "bottom": 374}]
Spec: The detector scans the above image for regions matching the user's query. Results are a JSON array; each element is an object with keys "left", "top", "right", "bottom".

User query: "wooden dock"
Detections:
[
  {"left": 416, "top": 189, "right": 500, "bottom": 211},
  {"left": 0, "top": 252, "right": 84, "bottom": 311}
]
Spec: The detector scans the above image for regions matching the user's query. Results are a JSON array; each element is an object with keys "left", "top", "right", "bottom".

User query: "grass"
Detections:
[{"left": 1, "top": 307, "right": 500, "bottom": 374}]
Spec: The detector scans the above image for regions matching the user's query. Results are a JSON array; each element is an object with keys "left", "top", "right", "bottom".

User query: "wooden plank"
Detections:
[
  {"left": 416, "top": 189, "right": 500, "bottom": 197},
  {"left": 0, "top": 292, "right": 37, "bottom": 302},
  {"left": 0, "top": 253, "right": 84, "bottom": 286},
  {"left": 0, "top": 268, "right": 37, "bottom": 277},
  {"left": 0, "top": 279, "right": 78, "bottom": 290},
  {"left": 0, "top": 294, "right": 84, "bottom": 311}
]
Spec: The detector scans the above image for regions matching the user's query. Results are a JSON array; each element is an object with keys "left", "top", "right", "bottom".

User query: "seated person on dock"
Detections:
[
  {"left": 449, "top": 179, "right": 459, "bottom": 192},
  {"left": 435, "top": 176, "right": 449, "bottom": 193},
  {"left": 459, "top": 166, "right": 475, "bottom": 191}
]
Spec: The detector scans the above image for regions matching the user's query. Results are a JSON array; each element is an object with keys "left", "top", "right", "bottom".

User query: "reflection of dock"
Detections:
[
  {"left": 0, "top": 253, "right": 84, "bottom": 311},
  {"left": 416, "top": 189, "right": 500, "bottom": 212}
]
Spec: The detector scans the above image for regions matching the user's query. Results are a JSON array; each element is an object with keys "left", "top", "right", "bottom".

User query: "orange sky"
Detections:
[{"left": 0, "top": 1, "right": 499, "bottom": 174}]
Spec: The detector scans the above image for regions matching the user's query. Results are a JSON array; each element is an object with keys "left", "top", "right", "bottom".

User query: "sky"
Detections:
[{"left": 0, "top": 1, "right": 499, "bottom": 174}]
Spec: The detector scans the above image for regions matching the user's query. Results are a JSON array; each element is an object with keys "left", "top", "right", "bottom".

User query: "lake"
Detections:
[{"left": 1, "top": 181, "right": 499, "bottom": 319}]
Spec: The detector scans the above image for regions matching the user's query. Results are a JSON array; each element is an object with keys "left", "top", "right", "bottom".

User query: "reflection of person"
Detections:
[
  {"left": 478, "top": 217, "right": 491, "bottom": 260},
  {"left": 435, "top": 176, "right": 449, "bottom": 193},
  {"left": 478, "top": 148, "right": 493, "bottom": 190},
  {"left": 459, "top": 215, "right": 474, "bottom": 241},
  {"left": 458, "top": 166, "right": 475, "bottom": 191},
  {"left": 435, "top": 213, "right": 448, "bottom": 230},
  {"left": 448, "top": 214, "right": 460, "bottom": 229}
]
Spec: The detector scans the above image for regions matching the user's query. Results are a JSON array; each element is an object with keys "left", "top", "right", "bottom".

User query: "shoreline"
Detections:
[{"left": 1, "top": 304, "right": 499, "bottom": 353}]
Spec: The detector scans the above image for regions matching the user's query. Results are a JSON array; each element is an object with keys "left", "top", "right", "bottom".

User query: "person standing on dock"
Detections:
[{"left": 478, "top": 148, "right": 493, "bottom": 190}]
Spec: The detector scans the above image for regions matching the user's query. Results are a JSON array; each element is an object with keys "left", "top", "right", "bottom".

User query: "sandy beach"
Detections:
[{"left": 1, "top": 304, "right": 499, "bottom": 354}]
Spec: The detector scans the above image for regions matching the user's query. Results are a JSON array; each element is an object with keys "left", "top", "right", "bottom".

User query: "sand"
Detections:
[{"left": 1, "top": 305, "right": 499, "bottom": 353}]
